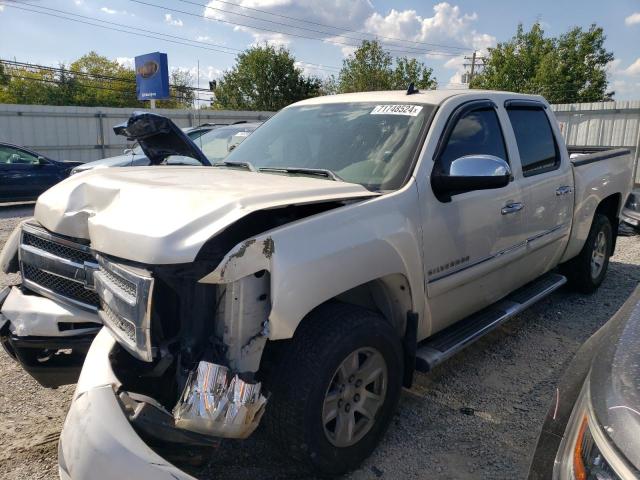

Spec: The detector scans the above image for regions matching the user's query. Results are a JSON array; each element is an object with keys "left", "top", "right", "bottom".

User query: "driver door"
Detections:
[{"left": 421, "top": 101, "right": 528, "bottom": 335}]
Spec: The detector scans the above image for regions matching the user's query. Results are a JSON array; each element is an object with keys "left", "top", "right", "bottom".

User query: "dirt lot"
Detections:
[{"left": 1, "top": 203, "right": 639, "bottom": 480}]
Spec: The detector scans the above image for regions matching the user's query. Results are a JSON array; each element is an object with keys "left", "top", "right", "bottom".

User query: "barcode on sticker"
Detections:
[{"left": 370, "top": 105, "right": 423, "bottom": 116}]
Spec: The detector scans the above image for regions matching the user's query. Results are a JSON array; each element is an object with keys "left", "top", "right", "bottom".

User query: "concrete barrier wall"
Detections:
[{"left": 0, "top": 104, "right": 273, "bottom": 163}]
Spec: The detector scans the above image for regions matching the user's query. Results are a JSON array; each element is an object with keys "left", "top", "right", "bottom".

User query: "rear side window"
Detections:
[
  {"left": 507, "top": 107, "right": 559, "bottom": 176},
  {"left": 438, "top": 108, "right": 508, "bottom": 172}
]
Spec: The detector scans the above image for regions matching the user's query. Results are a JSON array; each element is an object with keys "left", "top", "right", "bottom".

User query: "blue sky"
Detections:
[{"left": 1, "top": 0, "right": 639, "bottom": 100}]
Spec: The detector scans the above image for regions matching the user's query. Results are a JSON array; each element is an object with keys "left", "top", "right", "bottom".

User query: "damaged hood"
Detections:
[
  {"left": 113, "top": 112, "right": 210, "bottom": 166},
  {"left": 34, "top": 167, "right": 374, "bottom": 264}
]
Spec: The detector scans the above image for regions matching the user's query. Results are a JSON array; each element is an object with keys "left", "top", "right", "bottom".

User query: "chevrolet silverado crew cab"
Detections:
[{"left": 0, "top": 90, "right": 634, "bottom": 478}]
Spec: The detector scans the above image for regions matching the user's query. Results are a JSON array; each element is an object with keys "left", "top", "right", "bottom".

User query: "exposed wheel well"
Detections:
[
  {"left": 595, "top": 193, "right": 621, "bottom": 254},
  {"left": 259, "top": 275, "right": 415, "bottom": 386},
  {"left": 331, "top": 274, "right": 413, "bottom": 336}
]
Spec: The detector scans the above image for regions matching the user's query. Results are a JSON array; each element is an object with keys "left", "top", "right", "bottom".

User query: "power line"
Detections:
[
  {"left": 1, "top": 59, "right": 212, "bottom": 93},
  {"left": 5, "top": 2, "right": 342, "bottom": 73},
  {"left": 4, "top": 73, "right": 202, "bottom": 101},
  {"left": 130, "top": 0, "right": 465, "bottom": 57},
  {"left": 174, "top": 0, "right": 467, "bottom": 55},
  {"left": 177, "top": 0, "right": 469, "bottom": 52}
]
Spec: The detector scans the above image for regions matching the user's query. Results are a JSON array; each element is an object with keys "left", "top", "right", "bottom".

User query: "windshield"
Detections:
[{"left": 224, "top": 102, "right": 433, "bottom": 190}]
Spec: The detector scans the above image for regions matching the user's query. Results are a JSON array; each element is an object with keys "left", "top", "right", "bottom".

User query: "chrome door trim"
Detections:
[{"left": 428, "top": 222, "right": 571, "bottom": 288}]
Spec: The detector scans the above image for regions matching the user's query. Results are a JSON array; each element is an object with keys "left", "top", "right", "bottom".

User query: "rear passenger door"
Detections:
[{"left": 504, "top": 101, "right": 574, "bottom": 280}]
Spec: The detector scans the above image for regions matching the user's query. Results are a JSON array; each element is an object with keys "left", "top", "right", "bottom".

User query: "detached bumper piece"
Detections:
[
  {"left": 0, "top": 331, "right": 96, "bottom": 388},
  {"left": 173, "top": 361, "right": 267, "bottom": 439}
]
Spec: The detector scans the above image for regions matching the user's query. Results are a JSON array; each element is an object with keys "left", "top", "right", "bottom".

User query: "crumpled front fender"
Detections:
[{"left": 200, "top": 185, "right": 425, "bottom": 341}]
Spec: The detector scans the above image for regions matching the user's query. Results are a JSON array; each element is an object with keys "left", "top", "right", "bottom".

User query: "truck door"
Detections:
[
  {"left": 504, "top": 102, "right": 573, "bottom": 280},
  {"left": 421, "top": 100, "right": 528, "bottom": 334}
]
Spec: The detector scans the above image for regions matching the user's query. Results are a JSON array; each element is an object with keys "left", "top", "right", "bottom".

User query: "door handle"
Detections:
[
  {"left": 501, "top": 202, "right": 524, "bottom": 215},
  {"left": 556, "top": 186, "right": 573, "bottom": 196}
]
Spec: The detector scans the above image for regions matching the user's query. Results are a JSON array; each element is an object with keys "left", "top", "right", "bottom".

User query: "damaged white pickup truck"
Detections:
[{"left": 0, "top": 90, "right": 634, "bottom": 478}]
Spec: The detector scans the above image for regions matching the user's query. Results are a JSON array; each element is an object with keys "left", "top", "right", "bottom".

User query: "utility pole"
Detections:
[{"left": 463, "top": 51, "right": 486, "bottom": 84}]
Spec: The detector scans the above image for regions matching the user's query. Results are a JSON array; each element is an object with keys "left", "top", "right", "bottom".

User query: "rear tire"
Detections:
[
  {"left": 265, "top": 303, "right": 403, "bottom": 476},
  {"left": 562, "top": 213, "right": 612, "bottom": 293}
]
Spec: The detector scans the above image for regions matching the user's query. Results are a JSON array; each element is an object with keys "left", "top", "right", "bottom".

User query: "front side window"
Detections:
[
  {"left": 0, "top": 145, "right": 40, "bottom": 165},
  {"left": 437, "top": 107, "right": 508, "bottom": 173},
  {"left": 224, "top": 102, "right": 434, "bottom": 190},
  {"left": 507, "top": 107, "right": 559, "bottom": 176}
]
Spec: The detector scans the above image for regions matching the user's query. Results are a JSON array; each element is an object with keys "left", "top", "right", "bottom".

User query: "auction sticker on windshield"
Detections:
[{"left": 370, "top": 105, "right": 423, "bottom": 116}]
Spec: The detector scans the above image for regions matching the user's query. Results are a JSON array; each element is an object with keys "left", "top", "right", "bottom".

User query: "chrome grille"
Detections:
[
  {"left": 23, "top": 264, "right": 100, "bottom": 307},
  {"left": 94, "top": 255, "right": 154, "bottom": 362},
  {"left": 98, "top": 265, "right": 137, "bottom": 298},
  {"left": 22, "top": 231, "right": 94, "bottom": 264},
  {"left": 102, "top": 301, "right": 136, "bottom": 343},
  {"left": 19, "top": 223, "right": 99, "bottom": 311}
]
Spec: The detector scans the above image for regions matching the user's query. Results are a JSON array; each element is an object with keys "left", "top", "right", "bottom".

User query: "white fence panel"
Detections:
[
  {"left": 551, "top": 101, "right": 640, "bottom": 185},
  {"left": 0, "top": 104, "right": 273, "bottom": 163}
]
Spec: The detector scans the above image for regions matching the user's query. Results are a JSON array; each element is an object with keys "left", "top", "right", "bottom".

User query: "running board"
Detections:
[{"left": 415, "top": 272, "right": 566, "bottom": 372}]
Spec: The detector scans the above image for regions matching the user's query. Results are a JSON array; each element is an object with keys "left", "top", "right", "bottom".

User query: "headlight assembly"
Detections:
[{"left": 554, "top": 379, "right": 637, "bottom": 480}]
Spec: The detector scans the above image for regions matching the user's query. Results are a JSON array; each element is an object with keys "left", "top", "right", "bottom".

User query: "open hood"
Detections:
[
  {"left": 34, "top": 167, "right": 375, "bottom": 264},
  {"left": 113, "top": 112, "right": 211, "bottom": 166}
]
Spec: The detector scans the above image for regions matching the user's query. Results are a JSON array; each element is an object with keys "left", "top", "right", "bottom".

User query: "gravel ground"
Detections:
[{"left": 0, "top": 204, "right": 638, "bottom": 480}]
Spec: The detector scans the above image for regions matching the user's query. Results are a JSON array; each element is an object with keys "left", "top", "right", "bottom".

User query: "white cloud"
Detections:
[
  {"left": 0, "top": 5, "right": 4, "bottom": 13},
  {"left": 165, "top": 13, "right": 184, "bottom": 27},
  {"left": 100, "top": 6, "right": 132, "bottom": 15},
  {"left": 74, "top": 0, "right": 84, "bottom": 5},
  {"left": 116, "top": 57, "right": 134, "bottom": 69},
  {"left": 625, "top": 12, "right": 640, "bottom": 26},
  {"left": 623, "top": 58, "right": 640, "bottom": 76},
  {"left": 203, "top": 0, "right": 372, "bottom": 47},
  {"left": 198, "top": 1, "right": 495, "bottom": 85},
  {"left": 200, "top": 1, "right": 494, "bottom": 84}
]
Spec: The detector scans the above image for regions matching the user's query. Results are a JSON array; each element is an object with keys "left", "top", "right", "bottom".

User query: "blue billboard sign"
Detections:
[{"left": 135, "top": 52, "right": 169, "bottom": 101}]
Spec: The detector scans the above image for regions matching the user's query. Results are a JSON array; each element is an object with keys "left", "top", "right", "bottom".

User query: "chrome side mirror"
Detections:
[{"left": 432, "top": 155, "right": 511, "bottom": 200}]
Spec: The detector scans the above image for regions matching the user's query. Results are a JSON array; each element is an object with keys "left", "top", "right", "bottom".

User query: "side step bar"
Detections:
[{"left": 415, "top": 272, "right": 566, "bottom": 372}]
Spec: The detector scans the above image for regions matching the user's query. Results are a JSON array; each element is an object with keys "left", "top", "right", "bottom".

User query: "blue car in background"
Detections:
[{"left": 0, "top": 143, "right": 82, "bottom": 203}]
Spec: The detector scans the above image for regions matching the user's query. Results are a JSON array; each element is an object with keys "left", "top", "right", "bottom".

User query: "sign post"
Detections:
[{"left": 135, "top": 52, "right": 170, "bottom": 108}]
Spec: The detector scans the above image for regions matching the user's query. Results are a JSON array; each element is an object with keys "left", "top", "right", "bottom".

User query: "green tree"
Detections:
[
  {"left": 471, "top": 23, "right": 614, "bottom": 103},
  {"left": 213, "top": 44, "right": 321, "bottom": 110},
  {"left": 338, "top": 40, "right": 437, "bottom": 93},
  {"left": 69, "top": 51, "right": 139, "bottom": 107},
  {"left": 0, "top": 63, "right": 8, "bottom": 86},
  {"left": 158, "top": 69, "right": 196, "bottom": 108},
  {"left": 338, "top": 40, "right": 393, "bottom": 92},
  {"left": 391, "top": 57, "right": 437, "bottom": 90}
]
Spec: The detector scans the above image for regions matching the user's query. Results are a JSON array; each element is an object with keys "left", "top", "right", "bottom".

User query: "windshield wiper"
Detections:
[
  {"left": 211, "top": 161, "right": 257, "bottom": 172},
  {"left": 258, "top": 167, "right": 343, "bottom": 181}
]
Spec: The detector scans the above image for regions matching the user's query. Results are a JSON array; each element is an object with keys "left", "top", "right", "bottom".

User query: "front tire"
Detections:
[
  {"left": 562, "top": 213, "right": 613, "bottom": 293},
  {"left": 265, "top": 303, "right": 403, "bottom": 476}
]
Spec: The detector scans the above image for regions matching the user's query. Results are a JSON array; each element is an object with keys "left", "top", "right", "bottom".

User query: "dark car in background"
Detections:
[
  {"left": 70, "top": 122, "right": 260, "bottom": 174},
  {"left": 0, "top": 142, "right": 82, "bottom": 203},
  {"left": 529, "top": 286, "right": 640, "bottom": 479}
]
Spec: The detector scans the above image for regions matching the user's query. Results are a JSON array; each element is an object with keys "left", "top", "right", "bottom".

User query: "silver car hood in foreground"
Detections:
[{"left": 34, "top": 167, "right": 373, "bottom": 264}]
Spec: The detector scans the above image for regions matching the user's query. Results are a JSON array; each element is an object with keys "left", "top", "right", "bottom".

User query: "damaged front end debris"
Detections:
[{"left": 173, "top": 360, "right": 267, "bottom": 439}]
